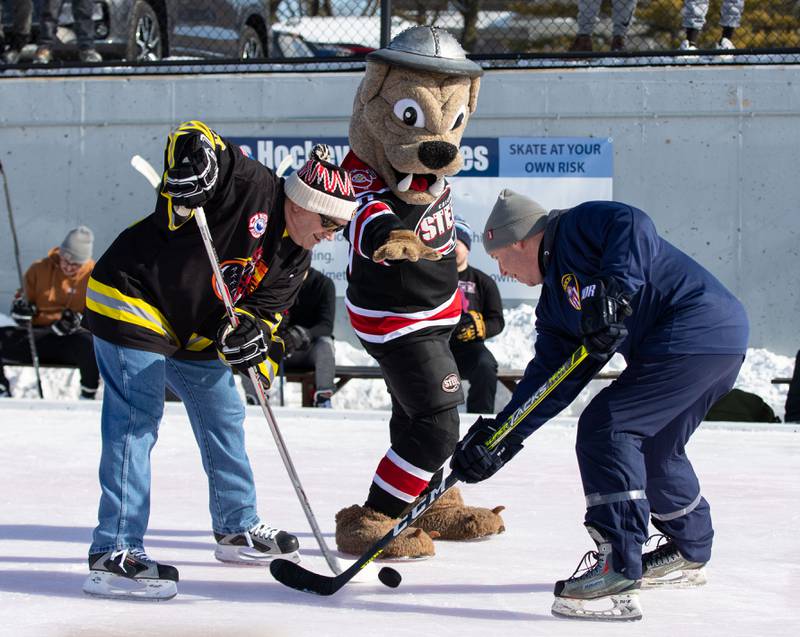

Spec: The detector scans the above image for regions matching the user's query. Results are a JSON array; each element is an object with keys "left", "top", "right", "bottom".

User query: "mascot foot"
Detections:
[
  {"left": 415, "top": 487, "right": 506, "bottom": 540},
  {"left": 335, "top": 504, "right": 436, "bottom": 559}
]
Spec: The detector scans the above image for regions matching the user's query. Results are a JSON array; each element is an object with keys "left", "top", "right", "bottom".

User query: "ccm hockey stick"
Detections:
[
  {"left": 193, "top": 205, "right": 344, "bottom": 576},
  {"left": 0, "top": 160, "right": 44, "bottom": 398},
  {"left": 270, "top": 344, "right": 590, "bottom": 595}
]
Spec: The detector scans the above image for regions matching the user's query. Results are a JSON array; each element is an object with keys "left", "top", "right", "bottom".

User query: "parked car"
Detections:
[{"left": 2, "top": 0, "right": 272, "bottom": 61}]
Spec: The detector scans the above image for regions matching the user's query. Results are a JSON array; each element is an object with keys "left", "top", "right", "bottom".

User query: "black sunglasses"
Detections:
[{"left": 319, "top": 214, "right": 347, "bottom": 232}]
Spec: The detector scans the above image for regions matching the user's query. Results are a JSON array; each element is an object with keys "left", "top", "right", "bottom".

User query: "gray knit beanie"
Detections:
[
  {"left": 483, "top": 189, "right": 549, "bottom": 252},
  {"left": 59, "top": 226, "right": 94, "bottom": 263}
]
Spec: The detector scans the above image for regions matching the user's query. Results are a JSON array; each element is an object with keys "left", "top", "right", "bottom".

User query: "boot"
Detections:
[
  {"left": 414, "top": 486, "right": 505, "bottom": 540},
  {"left": 569, "top": 34, "right": 593, "bottom": 52},
  {"left": 335, "top": 504, "right": 436, "bottom": 559}
]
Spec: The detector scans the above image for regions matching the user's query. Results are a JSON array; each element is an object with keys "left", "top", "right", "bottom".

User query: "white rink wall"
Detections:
[{"left": 0, "top": 65, "right": 798, "bottom": 354}]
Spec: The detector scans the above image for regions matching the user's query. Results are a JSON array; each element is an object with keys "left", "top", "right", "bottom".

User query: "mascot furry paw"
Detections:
[{"left": 337, "top": 27, "right": 506, "bottom": 553}]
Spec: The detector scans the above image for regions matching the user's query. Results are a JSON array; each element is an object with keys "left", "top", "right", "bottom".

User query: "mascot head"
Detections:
[{"left": 349, "top": 26, "right": 483, "bottom": 206}]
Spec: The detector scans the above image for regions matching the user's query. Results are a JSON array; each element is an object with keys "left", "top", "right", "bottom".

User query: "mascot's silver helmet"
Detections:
[{"left": 367, "top": 25, "right": 483, "bottom": 77}]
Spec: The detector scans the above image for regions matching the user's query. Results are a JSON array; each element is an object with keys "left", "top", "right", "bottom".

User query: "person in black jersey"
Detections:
[{"left": 450, "top": 216, "right": 505, "bottom": 414}]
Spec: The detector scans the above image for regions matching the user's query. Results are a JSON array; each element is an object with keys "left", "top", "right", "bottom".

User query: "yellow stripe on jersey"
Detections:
[{"left": 86, "top": 277, "right": 179, "bottom": 344}]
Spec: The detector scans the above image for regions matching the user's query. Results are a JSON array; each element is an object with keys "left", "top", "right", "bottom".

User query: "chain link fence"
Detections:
[{"left": 0, "top": 0, "right": 797, "bottom": 74}]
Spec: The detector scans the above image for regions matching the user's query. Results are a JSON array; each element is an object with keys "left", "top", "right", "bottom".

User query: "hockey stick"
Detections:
[
  {"left": 275, "top": 154, "right": 293, "bottom": 178},
  {"left": 130, "top": 155, "right": 161, "bottom": 189},
  {"left": 270, "top": 344, "right": 590, "bottom": 595},
  {"left": 0, "top": 160, "right": 44, "bottom": 399},
  {"left": 193, "top": 205, "right": 344, "bottom": 576}
]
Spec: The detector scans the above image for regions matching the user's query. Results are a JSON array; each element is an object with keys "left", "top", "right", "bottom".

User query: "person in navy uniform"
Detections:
[
  {"left": 449, "top": 215, "right": 505, "bottom": 414},
  {"left": 451, "top": 189, "right": 748, "bottom": 621}
]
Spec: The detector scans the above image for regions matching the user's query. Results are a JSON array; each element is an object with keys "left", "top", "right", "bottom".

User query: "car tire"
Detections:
[
  {"left": 239, "top": 25, "right": 264, "bottom": 59},
  {"left": 126, "top": 1, "right": 163, "bottom": 61}
]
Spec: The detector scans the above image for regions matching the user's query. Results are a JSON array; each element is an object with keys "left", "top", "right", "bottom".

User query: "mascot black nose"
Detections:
[{"left": 418, "top": 141, "right": 459, "bottom": 170}]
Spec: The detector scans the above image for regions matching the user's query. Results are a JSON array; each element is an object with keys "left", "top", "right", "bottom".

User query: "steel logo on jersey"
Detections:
[
  {"left": 414, "top": 189, "right": 455, "bottom": 254},
  {"left": 561, "top": 273, "right": 582, "bottom": 311},
  {"left": 441, "top": 373, "right": 461, "bottom": 393},
  {"left": 248, "top": 212, "right": 269, "bottom": 238}
]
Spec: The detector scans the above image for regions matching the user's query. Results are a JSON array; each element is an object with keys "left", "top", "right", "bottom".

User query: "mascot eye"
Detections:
[
  {"left": 450, "top": 105, "right": 467, "bottom": 130},
  {"left": 393, "top": 98, "right": 426, "bottom": 128}
]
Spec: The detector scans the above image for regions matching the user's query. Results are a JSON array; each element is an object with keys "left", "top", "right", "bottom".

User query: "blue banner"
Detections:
[{"left": 499, "top": 137, "right": 613, "bottom": 178}]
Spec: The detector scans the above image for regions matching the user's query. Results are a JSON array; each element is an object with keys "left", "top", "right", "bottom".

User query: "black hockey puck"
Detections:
[{"left": 378, "top": 567, "right": 402, "bottom": 588}]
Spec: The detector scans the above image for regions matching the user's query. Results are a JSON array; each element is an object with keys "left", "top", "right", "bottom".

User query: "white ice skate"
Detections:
[
  {"left": 214, "top": 521, "right": 301, "bottom": 565},
  {"left": 551, "top": 525, "right": 643, "bottom": 622},
  {"left": 82, "top": 548, "right": 178, "bottom": 601},
  {"left": 642, "top": 534, "right": 707, "bottom": 588}
]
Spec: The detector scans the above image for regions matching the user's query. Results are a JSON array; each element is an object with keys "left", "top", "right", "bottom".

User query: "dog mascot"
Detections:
[{"left": 336, "top": 26, "right": 505, "bottom": 559}]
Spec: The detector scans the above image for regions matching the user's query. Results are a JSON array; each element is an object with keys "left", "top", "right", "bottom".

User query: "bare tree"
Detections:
[{"left": 452, "top": 0, "right": 483, "bottom": 51}]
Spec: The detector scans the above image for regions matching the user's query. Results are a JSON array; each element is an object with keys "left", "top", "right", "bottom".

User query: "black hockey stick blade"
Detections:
[{"left": 270, "top": 473, "right": 460, "bottom": 595}]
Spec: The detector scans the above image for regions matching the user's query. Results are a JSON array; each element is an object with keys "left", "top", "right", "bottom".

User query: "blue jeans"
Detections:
[{"left": 89, "top": 337, "right": 260, "bottom": 554}]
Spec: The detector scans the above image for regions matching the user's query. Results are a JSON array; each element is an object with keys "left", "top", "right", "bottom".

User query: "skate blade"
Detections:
[
  {"left": 82, "top": 570, "right": 177, "bottom": 601},
  {"left": 643, "top": 567, "right": 707, "bottom": 589},
  {"left": 551, "top": 591, "right": 642, "bottom": 622},
  {"left": 214, "top": 545, "right": 301, "bottom": 566}
]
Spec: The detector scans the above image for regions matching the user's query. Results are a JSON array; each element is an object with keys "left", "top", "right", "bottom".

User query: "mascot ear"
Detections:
[
  {"left": 468, "top": 77, "right": 481, "bottom": 113},
  {"left": 360, "top": 61, "right": 390, "bottom": 104}
]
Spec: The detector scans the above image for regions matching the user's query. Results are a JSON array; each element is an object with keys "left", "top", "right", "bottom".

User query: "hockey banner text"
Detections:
[{"left": 230, "top": 137, "right": 613, "bottom": 300}]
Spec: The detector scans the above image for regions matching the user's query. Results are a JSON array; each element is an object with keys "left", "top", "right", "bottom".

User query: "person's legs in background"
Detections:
[
  {"left": 452, "top": 341, "right": 498, "bottom": 414},
  {"left": 784, "top": 350, "right": 800, "bottom": 423}
]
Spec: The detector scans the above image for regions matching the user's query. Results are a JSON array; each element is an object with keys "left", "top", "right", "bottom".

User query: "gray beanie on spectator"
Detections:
[
  {"left": 60, "top": 226, "right": 94, "bottom": 264},
  {"left": 483, "top": 189, "right": 549, "bottom": 252}
]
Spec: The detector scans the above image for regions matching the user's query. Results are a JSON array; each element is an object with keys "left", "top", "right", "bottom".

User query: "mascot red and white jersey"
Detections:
[{"left": 342, "top": 152, "right": 461, "bottom": 344}]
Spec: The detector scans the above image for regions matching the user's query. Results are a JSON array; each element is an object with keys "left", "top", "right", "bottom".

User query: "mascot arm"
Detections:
[{"left": 348, "top": 201, "right": 407, "bottom": 260}]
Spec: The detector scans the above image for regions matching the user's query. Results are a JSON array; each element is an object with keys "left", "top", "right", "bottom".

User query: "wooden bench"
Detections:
[{"left": 282, "top": 365, "right": 625, "bottom": 407}]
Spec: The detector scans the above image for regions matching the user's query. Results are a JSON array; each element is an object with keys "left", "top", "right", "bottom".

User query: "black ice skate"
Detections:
[
  {"left": 642, "top": 534, "right": 707, "bottom": 588},
  {"left": 82, "top": 548, "right": 179, "bottom": 601},
  {"left": 551, "top": 525, "right": 642, "bottom": 622},
  {"left": 214, "top": 521, "right": 300, "bottom": 565}
]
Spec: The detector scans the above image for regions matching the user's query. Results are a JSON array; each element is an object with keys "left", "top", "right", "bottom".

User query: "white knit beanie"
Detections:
[{"left": 284, "top": 145, "right": 358, "bottom": 222}]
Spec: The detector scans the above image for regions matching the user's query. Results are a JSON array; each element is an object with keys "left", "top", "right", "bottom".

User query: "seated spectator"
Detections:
[
  {"left": 34, "top": 0, "right": 102, "bottom": 64},
  {"left": 0, "top": 226, "right": 99, "bottom": 398},
  {"left": 449, "top": 216, "right": 505, "bottom": 414},
  {"left": 570, "top": 0, "right": 639, "bottom": 52},
  {"left": 786, "top": 350, "right": 800, "bottom": 423},
  {"left": 242, "top": 267, "right": 336, "bottom": 408},
  {"left": 0, "top": 1, "right": 32, "bottom": 64},
  {"left": 680, "top": 0, "right": 745, "bottom": 50}
]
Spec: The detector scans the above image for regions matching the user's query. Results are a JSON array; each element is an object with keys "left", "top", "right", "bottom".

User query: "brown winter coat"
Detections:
[{"left": 23, "top": 248, "right": 94, "bottom": 326}]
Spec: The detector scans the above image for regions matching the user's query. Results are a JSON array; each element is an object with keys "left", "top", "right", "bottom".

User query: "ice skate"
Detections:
[
  {"left": 214, "top": 522, "right": 300, "bottom": 565},
  {"left": 414, "top": 486, "right": 506, "bottom": 540},
  {"left": 335, "top": 504, "right": 436, "bottom": 560},
  {"left": 82, "top": 548, "right": 178, "bottom": 601},
  {"left": 642, "top": 534, "right": 707, "bottom": 588},
  {"left": 551, "top": 526, "right": 642, "bottom": 622}
]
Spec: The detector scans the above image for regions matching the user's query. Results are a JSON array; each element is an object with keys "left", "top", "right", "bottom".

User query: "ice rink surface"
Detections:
[{"left": 0, "top": 400, "right": 797, "bottom": 637}]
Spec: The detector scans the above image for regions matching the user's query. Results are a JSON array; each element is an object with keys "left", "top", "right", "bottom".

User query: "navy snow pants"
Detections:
[{"left": 576, "top": 353, "right": 743, "bottom": 579}]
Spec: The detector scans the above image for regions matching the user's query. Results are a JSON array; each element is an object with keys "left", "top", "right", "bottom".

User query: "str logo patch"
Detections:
[
  {"left": 561, "top": 273, "right": 582, "bottom": 310},
  {"left": 441, "top": 373, "right": 461, "bottom": 393},
  {"left": 248, "top": 212, "right": 269, "bottom": 238},
  {"left": 349, "top": 168, "right": 377, "bottom": 191}
]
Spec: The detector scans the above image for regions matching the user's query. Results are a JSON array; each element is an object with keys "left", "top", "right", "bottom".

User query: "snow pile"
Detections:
[{"left": 1, "top": 307, "right": 795, "bottom": 418}]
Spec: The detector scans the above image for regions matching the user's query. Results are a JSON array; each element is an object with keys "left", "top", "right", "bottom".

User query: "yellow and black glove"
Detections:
[
  {"left": 215, "top": 309, "right": 283, "bottom": 389},
  {"left": 454, "top": 310, "right": 486, "bottom": 343}
]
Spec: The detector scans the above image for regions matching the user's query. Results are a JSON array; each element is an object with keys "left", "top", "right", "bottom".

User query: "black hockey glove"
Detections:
[
  {"left": 454, "top": 310, "right": 486, "bottom": 343},
  {"left": 51, "top": 309, "right": 82, "bottom": 336},
  {"left": 10, "top": 296, "right": 36, "bottom": 324},
  {"left": 450, "top": 417, "right": 525, "bottom": 484},
  {"left": 580, "top": 278, "right": 632, "bottom": 362},
  {"left": 163, "top": 132, "right": 218, "bottom": 209},
  {"left": 216, "top": 309, "right": 282, "bottom": 389},
  {"left": 281, "top": 325, "right": 312, "bottom": 358}
]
